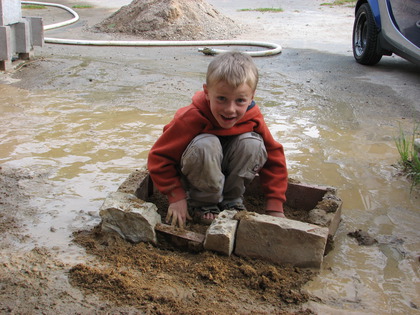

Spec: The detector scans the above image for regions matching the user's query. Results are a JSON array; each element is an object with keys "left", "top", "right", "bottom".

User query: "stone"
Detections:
[
  {"left": 99, "top": 191, "right": 161, "bottom": 244},
  {"left": 308, "top": 208, "right": 335, "bottom": 227},
  {"left": 155, "top": 223, "right": 205, "bottom": 252},
  {"left": 117, "top": 167, "right": 150, "bottom": 200},
  {"left": 204, "top": 210, "right": 238, "bottom": 256},
  {"left": 316, "top": 197, "right": 340, "bottom": 213},
  {"left": 234, "top": 213, "right": 329, "bottom": 268}
]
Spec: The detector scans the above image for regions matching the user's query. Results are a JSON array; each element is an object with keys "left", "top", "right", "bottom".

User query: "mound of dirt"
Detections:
[
  {"left": 71, "top": 225, "right": 314, "bottom": 314},
  {"left": 94, "top": 0, "right": 243, "bottom": 40}
]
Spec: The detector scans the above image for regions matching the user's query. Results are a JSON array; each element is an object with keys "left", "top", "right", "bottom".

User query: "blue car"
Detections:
[{"left": 352, "top": 0, "right": 420, "bottom": 65}]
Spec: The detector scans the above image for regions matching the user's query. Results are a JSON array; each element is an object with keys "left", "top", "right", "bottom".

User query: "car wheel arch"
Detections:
[{"left": 356, "top": 0, "right": 382, "bottom": 30}]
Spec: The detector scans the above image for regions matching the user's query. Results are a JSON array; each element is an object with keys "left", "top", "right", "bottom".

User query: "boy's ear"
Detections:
[{"left": 203, "top": 84, "right": 209, "bottom": 99}]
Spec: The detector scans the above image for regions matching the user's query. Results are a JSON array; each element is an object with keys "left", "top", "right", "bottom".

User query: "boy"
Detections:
[{"left": 147, "top": 51, "right": 288, "bottom": 228}]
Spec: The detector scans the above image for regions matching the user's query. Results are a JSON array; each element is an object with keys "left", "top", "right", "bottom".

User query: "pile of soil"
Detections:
[
  {"left": 94, "top": 0, "right": 243, "bottom": 40},
  {"left": 71, "top": 225, "right": 314, "bottom": 314}
]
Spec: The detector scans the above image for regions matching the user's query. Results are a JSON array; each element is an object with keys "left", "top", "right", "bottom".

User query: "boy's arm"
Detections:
[
  {"left": 147, "top": 118, "right": 193, "bottom": 203},
  {"left": 254, "top": 114, "right": 288, "bottom": 215},
  {"left": 148, "top": 130, "right": 190, "bottom": 227},
  {"left": 148, "top": 105, "right": 209, "bottom": 226}
]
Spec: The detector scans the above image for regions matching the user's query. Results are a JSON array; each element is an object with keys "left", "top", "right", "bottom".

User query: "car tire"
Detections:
[{"left": 352, "top": 3, "right": 383, "bottom": 65}]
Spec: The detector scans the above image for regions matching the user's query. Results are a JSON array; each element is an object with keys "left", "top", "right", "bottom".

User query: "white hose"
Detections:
[
  {"left": 23, "top": 1, "right": 80, "bottom": 30},
  {"left": 22, "top": 1, "right": 282, "bottom": 57}
]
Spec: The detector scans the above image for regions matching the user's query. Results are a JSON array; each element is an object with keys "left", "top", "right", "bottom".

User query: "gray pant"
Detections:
[{"left": 180, "top": 132, "right": 267, "bottom": 207}]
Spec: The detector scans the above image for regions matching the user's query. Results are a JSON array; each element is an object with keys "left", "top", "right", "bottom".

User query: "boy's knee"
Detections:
[
  {"left": 236, "top": 132, "right": 266, "bottom": 156},
  {"left": 181, "top": 134, "right": 224, "bottom": 197},
  {"left": 228, "top": 132, "right": 267, "bottom": 177},
  {"left": 181, "top": 133, "right": 223, "bottom": 173},
  {"left": 192, "top": 134, "right": 222, "bottom": 152}
]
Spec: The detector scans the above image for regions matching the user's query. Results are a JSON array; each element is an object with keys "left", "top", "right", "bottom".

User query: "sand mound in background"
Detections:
[{"left": 94, "top": 0, "right": 243, "bottom": 40}]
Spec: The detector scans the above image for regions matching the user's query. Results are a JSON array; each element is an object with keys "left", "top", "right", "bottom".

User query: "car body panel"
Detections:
[{"left": 354, "top": 0, "right": 420, "bottom": 65}]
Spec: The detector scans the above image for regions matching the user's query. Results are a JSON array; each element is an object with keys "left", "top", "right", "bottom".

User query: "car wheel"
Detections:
[{"left": 352, "top": 3, "right": 383, "bottom": 65}]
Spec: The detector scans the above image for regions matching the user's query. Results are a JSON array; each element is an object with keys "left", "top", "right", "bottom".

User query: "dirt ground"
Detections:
[
  {"left": 0, "top": 161, "right": 334, "bottom": 314},
  {"left": 0, "top": 165, "right": 318, "bottom": 314}
]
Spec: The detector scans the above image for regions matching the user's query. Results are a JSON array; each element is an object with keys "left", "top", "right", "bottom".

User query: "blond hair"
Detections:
[{"left": 206, "top": 51, "right": 259, "bottom": 91}]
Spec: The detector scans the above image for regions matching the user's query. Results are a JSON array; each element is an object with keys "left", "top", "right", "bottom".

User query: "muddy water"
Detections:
[
  {"left": 0, "top": 83, "right": 168, "bottom": 249},
  {"left": 256, "top": 76, "right": 419, "bottom": 314},
  {"left": 1, "top": 60, "right": 419, "bottom": 313}
]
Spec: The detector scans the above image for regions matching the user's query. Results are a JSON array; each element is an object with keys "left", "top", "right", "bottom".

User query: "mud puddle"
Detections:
[{"left": 1, "top": 65, "right": 419, "bottom": 313}]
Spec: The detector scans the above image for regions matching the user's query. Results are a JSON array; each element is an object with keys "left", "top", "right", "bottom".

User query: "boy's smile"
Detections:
[{"left": 203, "top": 81, "right": 255, "bottom": 129}]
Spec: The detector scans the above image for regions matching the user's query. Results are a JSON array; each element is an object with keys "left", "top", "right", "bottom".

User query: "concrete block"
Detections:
[
  {"left": 0, "top": 25, "right": 12, "bottom": 71},
  {"left": 14, "top": 20, "right": 30, "bottom": 53},
  {"left": 0, "top": 59, "right": 11, "bottom": 71},
  {"left": 204, "top": 210, "right": 238, "bottom": 256},
  {"left": 234, "top": 213, "right": 329, "bottom": 268},
  {"left": 26, "top": 16, "right": 43, "bottom": 47},
  {"left": 18, "top": 51, "right": 32, "bottom": 60},
  {"left": 99, "top": 191, "right": 162, "bottom": 244},
  {"left": 0, "top": 25, "right": 11, "bottom": 60}
]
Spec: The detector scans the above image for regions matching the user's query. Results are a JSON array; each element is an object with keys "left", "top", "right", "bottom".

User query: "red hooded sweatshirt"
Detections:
[{"left": 147, "top": 91, "right": 288, "bottom": 212}]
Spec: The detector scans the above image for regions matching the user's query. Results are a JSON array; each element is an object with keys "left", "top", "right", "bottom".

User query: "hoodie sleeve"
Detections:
[
  {"left": 147, "top": 105, "right": 210, "bottom": 204},
  {"left": 254, "top": 114, "right": 288, "bottom": 212}
]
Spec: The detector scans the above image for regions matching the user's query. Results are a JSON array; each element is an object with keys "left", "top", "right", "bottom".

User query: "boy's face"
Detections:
[{"left": 203, "top": 81, "right": 255, "bottom": 129}]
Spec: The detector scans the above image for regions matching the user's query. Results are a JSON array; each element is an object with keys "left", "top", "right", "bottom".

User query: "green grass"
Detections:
[
  {"left": 72, "top": 5, "right": 93, "bottom": 9},
  {"left": 238, "top": 8, "right": 283, "bottom": 13},
  {"left": 321, "top": 0, "right": 356, "bottom": 6},
  {"left": 395, "top": 124, "right": 420, "bottom": 189},
  {"left": 22, "top": 4, "right": 46, "bottom": 9}
]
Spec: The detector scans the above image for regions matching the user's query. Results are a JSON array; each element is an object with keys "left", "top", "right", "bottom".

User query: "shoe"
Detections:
[
  {"left": 220, "top": 201, "right": 246, "bottom": 211},
  {"left": 191, "top": 205, "right": 220, "bottom": 225}
]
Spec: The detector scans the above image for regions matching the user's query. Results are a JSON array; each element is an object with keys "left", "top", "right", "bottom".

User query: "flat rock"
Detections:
[
  {"left": 234, "top": 213, "right": 329, "bottom": 268},
  {"left": 204, "top": 210, "right": 238, "bottom": 256},
  {"left": 99, "top": 191, "right": 161, "bottom": 244}
]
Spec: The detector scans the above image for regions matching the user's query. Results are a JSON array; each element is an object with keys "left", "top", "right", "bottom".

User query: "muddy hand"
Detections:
[{"left": 166, "top": 199, "right": 191, "bottom": 228}]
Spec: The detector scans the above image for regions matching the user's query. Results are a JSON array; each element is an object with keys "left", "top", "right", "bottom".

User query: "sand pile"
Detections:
[{"left": 95, "top": 0, "right": 243, "bottom": 40}]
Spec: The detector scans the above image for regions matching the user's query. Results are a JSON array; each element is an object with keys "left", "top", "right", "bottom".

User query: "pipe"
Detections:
[
  {"left": 22, "top": 1, "right": 80, "bottom": 30},
  {"left": 22, "top": 1, "right": 282, "bottom": 57}
]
